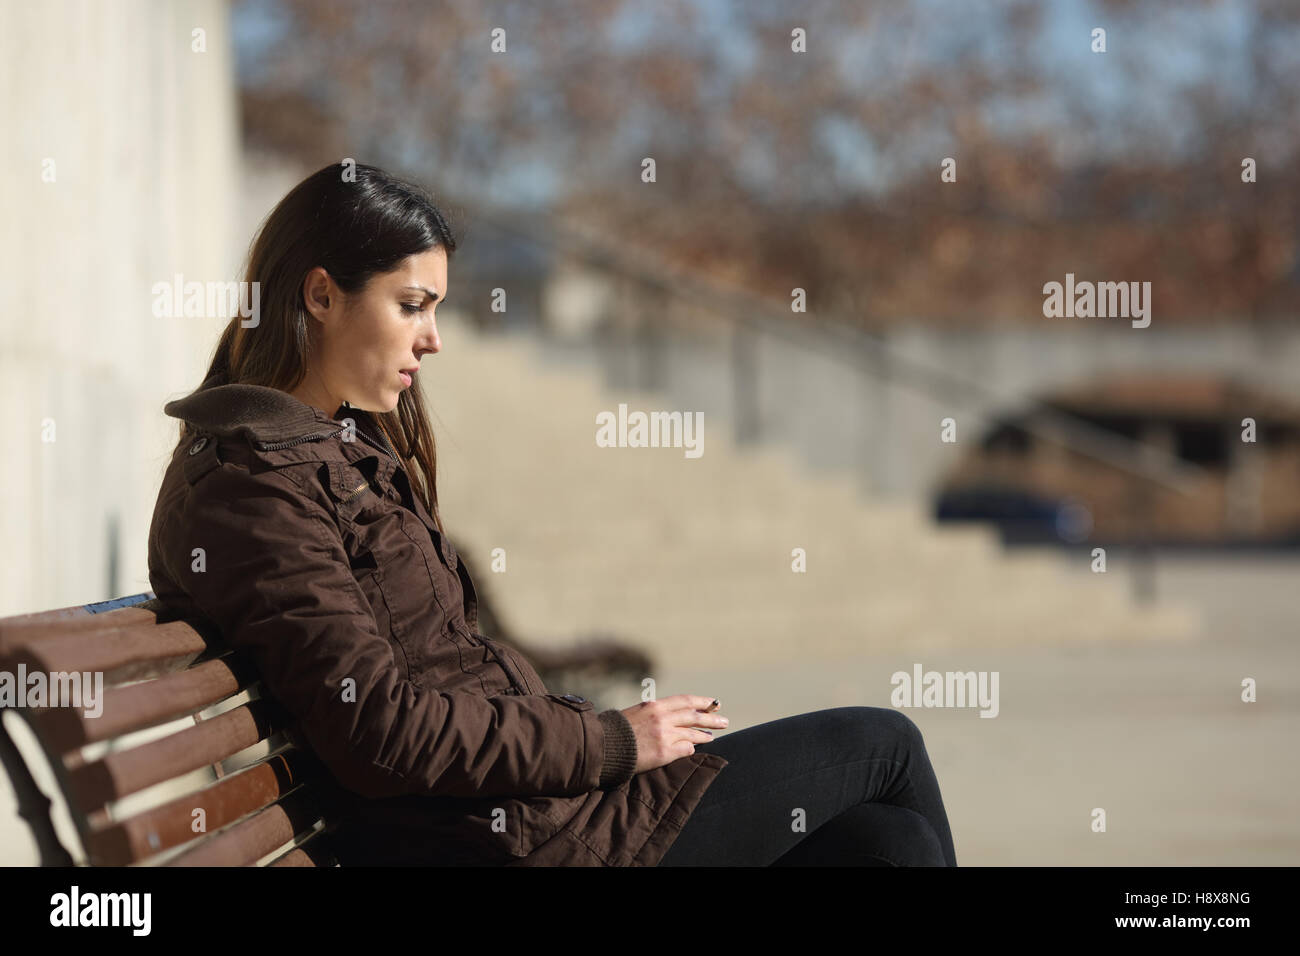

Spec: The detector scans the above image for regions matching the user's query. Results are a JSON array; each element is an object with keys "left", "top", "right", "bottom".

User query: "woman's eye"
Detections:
[{"left": 401, "top": 302, "right": 423, "bottom": 314}]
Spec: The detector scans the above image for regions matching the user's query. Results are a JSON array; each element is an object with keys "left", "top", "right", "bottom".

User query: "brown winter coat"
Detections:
[{"left": 146, "top": 377, "right": 728, "bottom": 865}]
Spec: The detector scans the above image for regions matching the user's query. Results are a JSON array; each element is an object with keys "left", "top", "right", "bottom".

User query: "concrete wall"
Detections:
[{"left": 0, "top": 0, "right": 241, "bottom": 615}]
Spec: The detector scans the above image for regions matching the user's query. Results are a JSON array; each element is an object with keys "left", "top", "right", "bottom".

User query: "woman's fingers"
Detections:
[
  {"left": 621, "top": 697, "right": 726, "bottom": 771},
  {"left": 659, "top": 694, "right": 718, "bottom": 713},
  {"left": 686, "top": 713, "right": 728, "bottom": 730},
  {"left": 662, "top": 694, "right": 728, "bottom": 729},
  {"left": 672, "top": 728, "right": 714, "bottom": 759}
]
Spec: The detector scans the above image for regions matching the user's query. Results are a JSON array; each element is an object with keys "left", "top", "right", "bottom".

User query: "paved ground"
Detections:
[
  {"left": 643, "top": 550, "right": 1300, "bottom": 865},
  {"left": 3, "top": 551, "right": 1292, "bottom": 866}
]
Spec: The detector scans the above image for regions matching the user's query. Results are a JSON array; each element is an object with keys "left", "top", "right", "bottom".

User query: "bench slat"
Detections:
[
  {"left": 65, "top": 699, "right": 280, "bottom": 813},
  {"left": 4, "top": 594, "right": 348, "bottom": 868},
  {"left": 0, "top": 595, "right": 162, "bottom": 648},
  {"left": 0, "top": 620, "right": 209, "bottom": 686},
  {"left": 84, "top": 748, "right": 313, "bottom": 865},
  {"left": 166, "top": 787, "right": 335, "bottom": 867},
  {"left": 267, "top": 828, "right": 338, "bottom": 867},
  {"left": 34, "top": 657, "right": 254, "bottom": 754},
  {"left": 268, "top": 847, "right": 317, "bottom": 867}
]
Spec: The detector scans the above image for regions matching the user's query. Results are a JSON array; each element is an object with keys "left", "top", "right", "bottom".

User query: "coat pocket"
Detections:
[
  {"left": 320, "top": 460, "right": 470, "bottom": 670},
  {"left": 321, "top": 459, "right": 385, "bottom": 519},
  {"left": 440, "top": 796, "right": 564, "bottom": 861},
  {"left": 476, "top": 635, "right": 546, "bottom": 695},
  {"left": 323, "top": 461, "right": 456, "bottom": 613},
  {"left": 497, "top": 797, "right": 568, "bottom": 858}
]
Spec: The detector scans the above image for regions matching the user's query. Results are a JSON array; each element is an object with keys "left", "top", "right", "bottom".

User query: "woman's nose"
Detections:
[{"left": 419, "top": 320, "right": 440, "bottom": 354}]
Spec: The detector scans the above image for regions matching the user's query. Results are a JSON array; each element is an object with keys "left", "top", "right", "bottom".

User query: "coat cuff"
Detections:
[{"left": 596, "top": 709, "right": 638, "bottom": 788}]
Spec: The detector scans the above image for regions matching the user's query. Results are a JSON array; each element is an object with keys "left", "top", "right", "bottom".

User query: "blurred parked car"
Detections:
[{"left": 933, "top": 375, "right": 1300, "bottom": 547}]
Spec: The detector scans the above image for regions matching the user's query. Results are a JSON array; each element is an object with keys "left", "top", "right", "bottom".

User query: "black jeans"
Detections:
[{"left": 657, "top": 706, "right": 957, "bottom": 866}]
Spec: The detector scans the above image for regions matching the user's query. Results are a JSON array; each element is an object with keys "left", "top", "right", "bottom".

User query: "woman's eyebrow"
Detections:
[{"left": 401, "top": 284, "right": 443, "bottom": 303}]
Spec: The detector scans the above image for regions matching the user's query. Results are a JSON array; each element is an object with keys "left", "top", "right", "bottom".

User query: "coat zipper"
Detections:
[
  {"left": 255, "top": 415, "right": 399, "bottom": 464},
  {"left": 255, "top": 426, "right": 349, "bottom": 451},
  {"left": 343, "top": 406, "right": 400, "bottom": 464},
  {"left": 259, "top": 424, "right": 384, "bottom": 504},
  {"left": 369, "top": 424, "right": 399, "bottom": 463},
  {"left": 339, "top": 479, "right": 370, "bottom": 504},
  {"left": 257, "top": 419, "right": 493, "bottom": 675}
]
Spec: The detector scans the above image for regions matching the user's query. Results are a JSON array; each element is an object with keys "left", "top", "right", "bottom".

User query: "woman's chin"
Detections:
[{"left": 346, "top": 393, "right": 401, "bottom": 414}]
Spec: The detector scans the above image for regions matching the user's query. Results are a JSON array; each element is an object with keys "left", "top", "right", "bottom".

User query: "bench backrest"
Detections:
[{"left": 0, "top": 593, "right": 342, "bottom": 866}]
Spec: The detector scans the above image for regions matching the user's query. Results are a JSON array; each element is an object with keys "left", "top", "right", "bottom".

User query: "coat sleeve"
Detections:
[{"left": 157, "top": 462, "right": 630, "bottom": 801}]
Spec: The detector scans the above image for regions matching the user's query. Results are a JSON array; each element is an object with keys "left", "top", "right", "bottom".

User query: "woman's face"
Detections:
[{"left": 296, "top": 245, "right": 447, "bottom": 415}]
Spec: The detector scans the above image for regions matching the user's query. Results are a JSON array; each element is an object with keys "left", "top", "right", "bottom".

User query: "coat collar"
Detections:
[
  {"left": 163, "top": 373, "right": 387, "bottom": 448},
  {"left": 164, "top": 374, "right": 476, "bottom": 629}
]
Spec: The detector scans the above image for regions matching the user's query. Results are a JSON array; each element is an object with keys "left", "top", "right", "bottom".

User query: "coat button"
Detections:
[
  {"left": 561, "top": 694, "right": 586, "bottom": 704},
  {"left": 188, "top": 437, "right": 208, "bottom": 455}
]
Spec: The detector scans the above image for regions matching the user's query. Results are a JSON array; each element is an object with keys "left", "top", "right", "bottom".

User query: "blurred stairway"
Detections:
[{"left": 424, "top": 319, "right": 1202, "bottom": 669}]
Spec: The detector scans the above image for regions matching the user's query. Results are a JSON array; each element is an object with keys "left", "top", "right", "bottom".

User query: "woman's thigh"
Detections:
[
  {"left": 658, "top": 705, "right": 956, "bottom": 866},
  {"left": 770, "top": 804, "right": 947, "bottom": 866}
]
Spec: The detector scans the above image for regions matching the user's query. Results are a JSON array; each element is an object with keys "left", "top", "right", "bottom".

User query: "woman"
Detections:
[{"left": 147, "top": 161, "right": 958, "bottom": 867}]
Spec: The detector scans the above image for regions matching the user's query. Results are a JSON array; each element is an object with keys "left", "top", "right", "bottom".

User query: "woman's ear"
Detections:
[{"left": 302, "top": 266, "right": 336, "bottom": 323}]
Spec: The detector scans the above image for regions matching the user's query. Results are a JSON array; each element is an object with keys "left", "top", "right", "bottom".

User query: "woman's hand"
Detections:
[{"left": 620, "top": 695, "right": 728, "bottom": 773}]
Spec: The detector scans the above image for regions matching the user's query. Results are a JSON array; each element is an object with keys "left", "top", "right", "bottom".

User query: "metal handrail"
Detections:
[{"left": 452, "top": 198, "right": 1213, "bottom": 496}]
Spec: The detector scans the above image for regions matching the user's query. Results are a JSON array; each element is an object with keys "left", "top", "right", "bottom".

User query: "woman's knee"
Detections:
[{"left": 825, "top": 705, "right": 927, "bottom": 752}]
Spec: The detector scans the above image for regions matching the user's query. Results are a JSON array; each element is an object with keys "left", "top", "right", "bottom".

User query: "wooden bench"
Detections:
[
  {"left": 0, "top": 592, "right": 345, "bottom": 867},
  {"left": 0, "top": 574, "right": 652, "bottom": 868}
]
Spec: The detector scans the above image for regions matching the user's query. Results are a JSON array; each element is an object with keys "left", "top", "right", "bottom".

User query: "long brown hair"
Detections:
[{"left": 179, "top": 161, "right": 459, "bottom": 532}]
